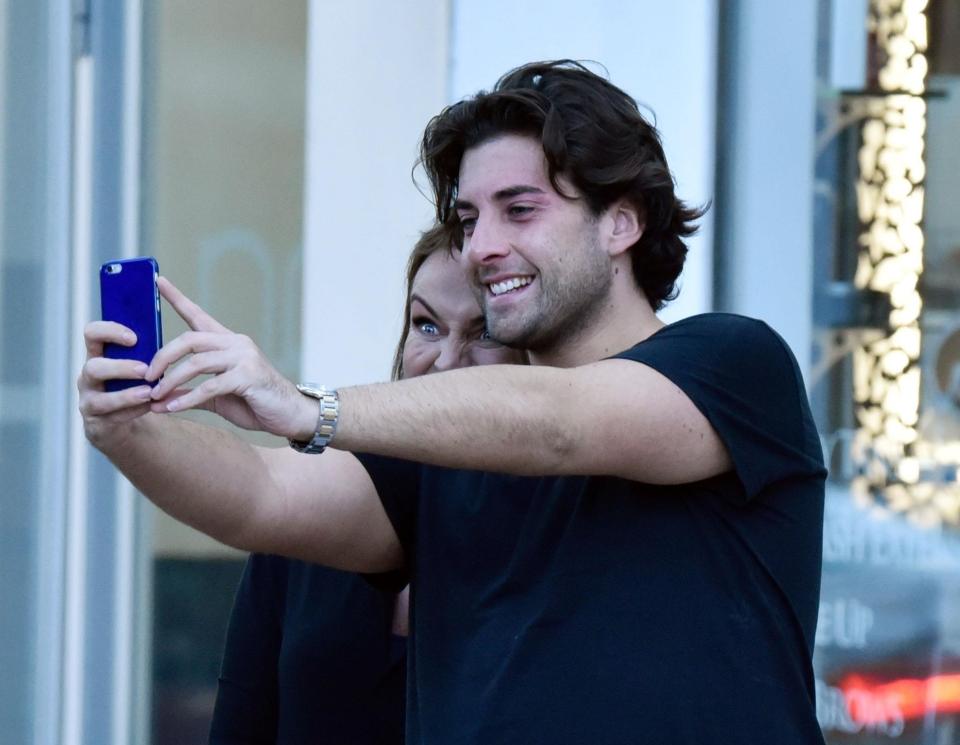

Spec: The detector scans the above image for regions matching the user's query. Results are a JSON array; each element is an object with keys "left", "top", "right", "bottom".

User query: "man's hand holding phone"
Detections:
[
  {"left": 80, "top": 273, "right": 317, "bottom": 446},
  {"left": 80, "top": 257, "right": 162, "bottom": 445},
  {"left": 142, "top": 277, "right": 316, "bottom": 440},
  {"left": 78, "top": 320, "right": 156, "bottom": 446}
]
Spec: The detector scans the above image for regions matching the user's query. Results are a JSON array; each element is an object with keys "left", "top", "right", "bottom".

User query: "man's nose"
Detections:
[{"left": 462, "top": 216, "right": 509, "bottom": 267}]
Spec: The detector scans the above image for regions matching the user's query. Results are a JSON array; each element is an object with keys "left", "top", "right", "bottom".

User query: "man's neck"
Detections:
[{"left": 528, "top": 282, "right": 664, "bottom": 368}]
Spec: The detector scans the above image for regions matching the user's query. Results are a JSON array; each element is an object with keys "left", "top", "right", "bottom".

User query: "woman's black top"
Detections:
[{"left": 209, "top": 554, "right": 406, "bottom": 745}]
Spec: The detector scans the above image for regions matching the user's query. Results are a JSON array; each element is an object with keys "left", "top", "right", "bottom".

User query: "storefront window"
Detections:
[
  {"left": 140, "top": 2, "right": 307, "bottom": 741},
  {"left": 811, "top": 1, "right": 960, "bottom": 741}
]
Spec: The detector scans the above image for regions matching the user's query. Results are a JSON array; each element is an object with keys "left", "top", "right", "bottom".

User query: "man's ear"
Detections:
[{"left": 602, "top": 199, "right": 644, "bottom": 257}]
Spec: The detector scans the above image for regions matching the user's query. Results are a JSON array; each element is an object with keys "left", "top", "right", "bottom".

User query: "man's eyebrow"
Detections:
[
  {"left": 409, "top": 293, "right": 439, "bottom": 319},
  {"left": 493, "top": 185, "right": 546, "bottom": 201},
  {"left": 453, "top": 185, "right": 546, "bottom": 212}
]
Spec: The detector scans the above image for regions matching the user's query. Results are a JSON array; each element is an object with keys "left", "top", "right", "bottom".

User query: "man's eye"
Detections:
[
  {"left": 477, "top": 327, "right": 501, "bottom": 346},
  {"left": 508, "top": 205, "right": 533, "bottom": 217}
]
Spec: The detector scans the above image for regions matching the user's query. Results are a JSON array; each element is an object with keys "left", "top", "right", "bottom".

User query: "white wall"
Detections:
[
  {"left": 449, "top": 0, "right": 718, "bottom": 322},
  {"left": 301, "top": 0, "right": 449, "bottom": 386},
  {"left": 719, "top": 1, "right": 818, "bottom": 374},
  {"left": 302, "top": 1, "right": 719, "bottom": 387}
]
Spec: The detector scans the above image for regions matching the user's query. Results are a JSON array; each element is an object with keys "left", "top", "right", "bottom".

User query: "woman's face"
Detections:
[{"left": 401, "top": 251, "right": 524, "bottom": 378}]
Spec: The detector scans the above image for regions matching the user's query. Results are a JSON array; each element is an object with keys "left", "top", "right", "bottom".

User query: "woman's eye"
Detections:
[
  {"left": 459, "top": 217, "right": 477, "bottom": 235},
  {"left": 414, "top": 318, "right": 439, "bottom": 336},
  {"left": 508, "top": 205, "right": 533, "bottom": 218}
]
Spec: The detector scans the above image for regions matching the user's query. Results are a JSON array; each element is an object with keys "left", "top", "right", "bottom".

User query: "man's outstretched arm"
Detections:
[
  {"left": 79, "top": 321, "right": 402, "bottom": 572},
  {"left": 144, "top": 278, "right": 731, "bottom": 485},
  {"left": 331, "top": 360, "right": 732, "bottom": 484}
]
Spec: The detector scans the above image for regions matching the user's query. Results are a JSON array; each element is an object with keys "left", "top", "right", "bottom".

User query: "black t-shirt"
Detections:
[
  {"left": 209, "top": 555, "right": 406, "bottom": 745},
  {"left": 359, "top": 313, "right": 827, "bottom": 745}
]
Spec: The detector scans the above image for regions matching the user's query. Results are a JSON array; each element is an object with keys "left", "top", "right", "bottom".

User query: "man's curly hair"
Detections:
[{"left": 418, "top": 60, "right": 704, "bottom": 311}]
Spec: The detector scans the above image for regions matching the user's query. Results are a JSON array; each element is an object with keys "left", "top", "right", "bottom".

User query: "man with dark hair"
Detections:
[
  {"left": 80, "top": 61, "right": 827, "bottom": 744},
  {"left": 425, "top": 61, "right": 702, "bottom": 314}
]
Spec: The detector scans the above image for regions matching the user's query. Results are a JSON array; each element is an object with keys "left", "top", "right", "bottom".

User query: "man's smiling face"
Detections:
[{"left": 455, "top": 134, "right": 614, "bottom": 352}]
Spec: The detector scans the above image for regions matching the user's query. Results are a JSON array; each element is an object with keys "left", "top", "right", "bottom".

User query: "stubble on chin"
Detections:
[
  {"left": 483, "top": 286, "right": 557, "bottom": 352},
  {"left": 490, "top": 258, "right": 613, "bottom": 353}
]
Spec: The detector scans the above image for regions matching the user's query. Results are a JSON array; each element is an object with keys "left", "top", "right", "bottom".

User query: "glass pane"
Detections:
[
  {"left": 140, "top": 2, "right": 307, "bottom": 742},
  {"left": 811, "top": 1, "right": 960, "bottom": 741},
  {"left": 0, "top": 0, "right": 71, "bottom": 742}
]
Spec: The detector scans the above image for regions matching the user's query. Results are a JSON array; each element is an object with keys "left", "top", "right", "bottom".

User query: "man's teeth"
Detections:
[{"left": 489, "top": 277, "right": 533, "bottom": 296}]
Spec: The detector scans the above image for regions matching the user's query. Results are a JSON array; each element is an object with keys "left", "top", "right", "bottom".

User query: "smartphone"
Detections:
[{"left": 99, "top": 257, "right": 164, "bottom": 392}]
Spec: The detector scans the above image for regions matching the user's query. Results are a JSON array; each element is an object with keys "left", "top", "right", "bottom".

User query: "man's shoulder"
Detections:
[
  {"left": 610, "top": 312, "right": 811, "bottom": 418},
  {"left": 615, "top": 312, "right": 792, "bottom": 364},
  {"left": 660, "top": 311, "right": 777, "bottom": 341}
]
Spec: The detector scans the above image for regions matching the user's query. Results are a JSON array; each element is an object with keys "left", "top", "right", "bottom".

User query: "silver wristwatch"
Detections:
[{"left": 288, "top": 383, "right": 339, "bottom": 454}]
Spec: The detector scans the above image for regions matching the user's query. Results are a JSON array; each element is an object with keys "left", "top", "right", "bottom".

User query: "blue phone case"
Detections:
[{"left": 100, "top": 257, "right": 164, "bottom": 392}]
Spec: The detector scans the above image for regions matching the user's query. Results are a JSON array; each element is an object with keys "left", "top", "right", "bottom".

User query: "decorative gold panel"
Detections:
[{"left": 851, "top": 0, "right": 960, "bottom": 526}]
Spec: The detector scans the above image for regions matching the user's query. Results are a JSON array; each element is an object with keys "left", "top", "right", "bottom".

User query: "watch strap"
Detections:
[{"left": 288, "top": 384, "right": 339, "bottom": 454}]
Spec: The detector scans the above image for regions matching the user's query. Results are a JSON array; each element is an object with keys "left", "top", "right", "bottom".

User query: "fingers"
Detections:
[
  {"left": 148, "top": 349, "right": 233, "bottom": 401},
  {"left": 78, "top": 355, "right": 149, "bottom": 404},
  {"left": 85, "top": 320, "right": 136, "bottom": 359},
  {"left": 157, "top": 276, "right": 229, "bottom": 334},
  {"left": 79, "top": 322, "right": 153, "bottom": 430},
  {"left": 83, "top": 357, "right": 149, "bottom": 385},
  {"left": 146, "top": 330, "right": 236, "bottom": 383},
  {"left": 153, "top": 368, "right": 246, "bottom": 413},
  {"left": 148, "top": 387, "right": 216, "bottom": 415},
  {"left": 80, "top": 384, "right": 154, "bottom": 417}
]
